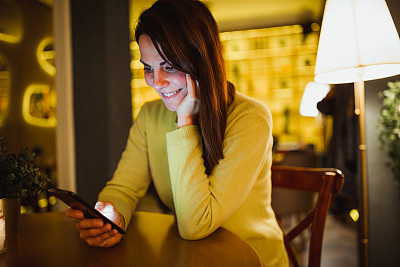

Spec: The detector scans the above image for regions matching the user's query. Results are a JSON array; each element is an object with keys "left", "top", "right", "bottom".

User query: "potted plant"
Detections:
[
  {"left": 0, "top": 137, "right": 51, "bottom": 235},
  {"left": 377, "top": 81, "right": 400, "bottom": 194}
]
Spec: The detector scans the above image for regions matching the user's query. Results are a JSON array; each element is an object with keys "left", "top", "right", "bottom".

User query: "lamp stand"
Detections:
[{"left": 354, "top": 80, "right": 369, "bottom": 267}]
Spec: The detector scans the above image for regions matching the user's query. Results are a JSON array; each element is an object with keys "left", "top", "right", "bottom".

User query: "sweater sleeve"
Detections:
[
  {"left": 98, "top": 106, "right": 152, "bottom": 228},
  {"left": 166, "top": 108, "right": 272, "bottom": 240}
]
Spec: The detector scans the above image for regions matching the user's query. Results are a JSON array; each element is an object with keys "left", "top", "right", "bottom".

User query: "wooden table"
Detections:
[{"left": 0, "top": 211, "right": 264, "bottom": 267}]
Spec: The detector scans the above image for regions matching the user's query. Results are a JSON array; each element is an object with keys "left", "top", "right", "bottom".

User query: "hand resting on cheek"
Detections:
[{"left": 176, "top": 74, "right": 199, "bottom": 129}]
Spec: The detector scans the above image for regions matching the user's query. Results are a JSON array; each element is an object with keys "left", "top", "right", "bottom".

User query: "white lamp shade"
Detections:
[
  {"left": 314, "top": 0, "right": 400, "bottom": 84},
  {"left": 299, "top": 82, "right": 331, "bottom": 117}
]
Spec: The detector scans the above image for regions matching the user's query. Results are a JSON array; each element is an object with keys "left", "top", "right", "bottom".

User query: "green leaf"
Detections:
[
  {"left": 0, "top": 137, "right": 51, "bottom": 198},
  {"left": 377, "top": 81, "right": 400, "bottom": 196}
]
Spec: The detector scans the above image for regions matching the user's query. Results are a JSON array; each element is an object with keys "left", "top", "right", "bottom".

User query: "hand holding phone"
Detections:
[{"left": 48, "top": 188, "right": 125, "bottom": 235}]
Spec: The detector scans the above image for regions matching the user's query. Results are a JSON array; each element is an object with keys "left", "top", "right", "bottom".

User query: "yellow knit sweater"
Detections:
[{"left": 98, "top": 92, "right": 288, "bottom": 266}]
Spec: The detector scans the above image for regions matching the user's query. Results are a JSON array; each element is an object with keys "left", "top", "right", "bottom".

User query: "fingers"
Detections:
[
  {"left": 65, "top": 208, "right": 84, "bottom": 219},
  {"left": 77, "top": 219, "right": 108, "bottom": 239},
  {"left": 76, "top": 219, "right": 122, "bottom": 247},
  {"left": 94, "top": 201, "right": 122, "bottom": 227},
  {"left": 186, "top": 74, "right": 197, "bottom": 99},
  {"left": 67, "top": 201, "right": 124, "bottom": 247},
  {"left": 86, "top": 230, "right": 123, "bottom": 248},
  {"left": 94, "top": 201, "right": 105, "bottom": 211},
  {"left": 76, "top": 217, "right": 105, "bottom": 230}
]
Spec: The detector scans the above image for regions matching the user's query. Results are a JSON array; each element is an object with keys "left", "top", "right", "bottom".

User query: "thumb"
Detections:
[
  {"left": 95, "top": 201, "right": 105, "bottom": 211},
  {"left": 186, "top": 74, "right": 197, "bottom": 99}
]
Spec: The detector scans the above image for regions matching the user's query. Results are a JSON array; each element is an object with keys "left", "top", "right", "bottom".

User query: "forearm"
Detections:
[
  {"left": 166, "top": 118, "right": 271, "bottom": 239},
  {"left": 98, "top": 106, "right": 152, "bottom": 227}
]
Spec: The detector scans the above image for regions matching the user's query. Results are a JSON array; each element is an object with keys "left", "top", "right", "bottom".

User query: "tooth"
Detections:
[{"left": 164, "top": 90, "right": 178, "bottom": 97}]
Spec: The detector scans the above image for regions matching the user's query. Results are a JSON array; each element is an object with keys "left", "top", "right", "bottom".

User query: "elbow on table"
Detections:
[
  {"left": 177, "top": 225, "right": 211, "bottom": 240},
  {"left": 176, "top": 209, "right": 217, "bottom": 240}
]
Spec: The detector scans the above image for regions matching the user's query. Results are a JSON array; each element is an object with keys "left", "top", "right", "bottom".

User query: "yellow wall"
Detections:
[{"left": 0, "top": 0, "right": 55, "bottom": 168}]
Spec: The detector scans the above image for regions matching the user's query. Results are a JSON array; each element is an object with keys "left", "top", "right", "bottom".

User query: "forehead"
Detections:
[{"left": 138, "top": 34, "right": 164, "bottom": 61}]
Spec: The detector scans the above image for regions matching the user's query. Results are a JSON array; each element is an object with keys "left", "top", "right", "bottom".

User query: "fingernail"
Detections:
[{"left": 95, "top": 202, "right": 103, "bottom": 211}]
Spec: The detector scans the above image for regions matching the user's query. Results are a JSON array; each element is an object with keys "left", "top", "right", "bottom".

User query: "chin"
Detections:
[{"left": 163, "top": 102, "right": 178, "bottom": 112}]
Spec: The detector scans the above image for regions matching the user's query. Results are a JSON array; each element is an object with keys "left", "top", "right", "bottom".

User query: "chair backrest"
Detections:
[{"left": 271, "top": 165, "right": 344, "bottom": 267}]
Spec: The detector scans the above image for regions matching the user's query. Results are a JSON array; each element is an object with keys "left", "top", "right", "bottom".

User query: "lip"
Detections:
[{"left": 161, "top": 88, "right": 182, "bottom": 99}]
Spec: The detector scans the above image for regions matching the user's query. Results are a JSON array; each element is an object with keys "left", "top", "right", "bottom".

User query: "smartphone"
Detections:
[{"left": 48, "top": 188, "right": 125, "bottom": 234}]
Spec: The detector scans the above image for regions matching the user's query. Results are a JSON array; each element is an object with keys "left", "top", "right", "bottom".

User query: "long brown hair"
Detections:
[{"left": 135, "top": 0, "right": 235, "bottom": 175}]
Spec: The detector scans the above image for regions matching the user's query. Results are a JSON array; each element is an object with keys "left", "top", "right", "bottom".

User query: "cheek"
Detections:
[
  {"left": 173, "top": 72, "right": 187, "bottom": 88},
  {"left": 144, "top": 73, "right": 153, "bottom": 87}
]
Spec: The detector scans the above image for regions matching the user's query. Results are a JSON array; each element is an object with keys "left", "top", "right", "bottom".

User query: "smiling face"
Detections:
[{"left": 138, "top": 34, "right": 188, "bottom": 112}]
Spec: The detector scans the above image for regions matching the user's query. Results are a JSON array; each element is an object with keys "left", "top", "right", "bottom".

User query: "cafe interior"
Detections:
[{"left": 0, "top": 0, "right": 400, "bottom": 266}]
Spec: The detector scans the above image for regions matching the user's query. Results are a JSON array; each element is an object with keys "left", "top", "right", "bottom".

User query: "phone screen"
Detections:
[{"left": 48, "top": 188, "right": 125, "bottom": 234}]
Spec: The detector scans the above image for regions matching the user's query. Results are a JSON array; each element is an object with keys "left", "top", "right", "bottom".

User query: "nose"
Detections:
[{"left": 152, "top": 70, "right": 169, "bottom": 90}]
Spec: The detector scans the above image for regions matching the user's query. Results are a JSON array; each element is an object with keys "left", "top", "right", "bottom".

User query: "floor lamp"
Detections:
[{"left": 314, "top": 0, "right": 400, "bottom": 266}]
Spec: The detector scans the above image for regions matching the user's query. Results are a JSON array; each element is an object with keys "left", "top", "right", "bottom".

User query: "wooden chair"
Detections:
[{"left": 271, "top": 165, "right": 344, "bottom": 267}]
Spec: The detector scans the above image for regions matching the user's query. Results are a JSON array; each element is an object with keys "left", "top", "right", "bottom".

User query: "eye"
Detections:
[
  {"left": 144, "top": 66, "right": 153, "bottom": 72},
  {"left": 143, "top": 66, "right": 153, "bottom": 73},
  {"left": 164, "top": 65, "right": 176, "bottom": 72}
]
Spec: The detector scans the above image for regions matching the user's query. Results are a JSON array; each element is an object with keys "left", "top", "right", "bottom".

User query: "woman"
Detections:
[{"left": 66, "top": 0, "right": 288, "bottom": 265}]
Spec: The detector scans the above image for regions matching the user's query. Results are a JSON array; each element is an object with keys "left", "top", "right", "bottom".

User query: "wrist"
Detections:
[
  {"left": 177, "top": 116, "right": 197, "bottom": 129},
  {"left": 118, "top": 212, "right": 126, "bottom": 229}
]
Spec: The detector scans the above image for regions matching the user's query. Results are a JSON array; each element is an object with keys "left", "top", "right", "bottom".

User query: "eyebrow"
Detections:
[{"left": 139, "top": 59, "right": 168, "bottom": 67}]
